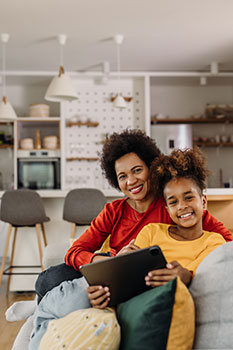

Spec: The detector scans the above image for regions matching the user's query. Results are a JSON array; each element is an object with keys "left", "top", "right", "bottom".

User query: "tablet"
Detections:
[{"left": 80, "top": 245, "right": 167, "bottom": 306}]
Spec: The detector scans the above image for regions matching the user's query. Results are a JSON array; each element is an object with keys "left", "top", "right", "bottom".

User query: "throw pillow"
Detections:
[
  {"left": 39, "top": 307, "right": 120, "bottom": 350},
  {"left": 189, "top": 242, "right": 233, "bottom": 349},
  {"left": 117, "top": 277, "right": 195, "bottom": 350}
]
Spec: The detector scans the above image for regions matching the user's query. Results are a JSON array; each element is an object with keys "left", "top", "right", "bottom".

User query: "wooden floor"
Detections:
[{"left": 0, "top": 276, "right": 35, "bottom": 350}]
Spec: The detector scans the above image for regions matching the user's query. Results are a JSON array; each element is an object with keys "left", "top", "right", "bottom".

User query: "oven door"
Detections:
[{"left": 17, "top": 158, "right": 61, "bottom": 190}]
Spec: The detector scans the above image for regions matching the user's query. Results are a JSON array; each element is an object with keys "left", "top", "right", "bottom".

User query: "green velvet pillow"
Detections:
[{"left": 117, "top": 278, "right": 195, "bottom": 350}]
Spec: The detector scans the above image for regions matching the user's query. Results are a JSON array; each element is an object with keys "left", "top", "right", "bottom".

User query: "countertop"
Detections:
[
  {"left": 0, "top": 188, "right": 233, "bottom": 200},
  {"left": 0, "top": 189, "right": 123, "bottom": 199}
]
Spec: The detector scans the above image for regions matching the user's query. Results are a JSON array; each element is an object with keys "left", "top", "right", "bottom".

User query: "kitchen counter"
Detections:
[
  {"left": 206, "top": 188, "right": 233, "bottom": 201},
  {"left": 0, "top": 188, "right": 233, "bottom": 199},
  {"left": 0, "top": 189, "right": 123, "bottom": 199}
]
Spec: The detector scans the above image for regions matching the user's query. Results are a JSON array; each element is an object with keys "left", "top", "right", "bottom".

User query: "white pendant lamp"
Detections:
[
  {"left": 113, "top": 34, "right": 126, "bottom": 109},
  {"left": 0, "top": 33, "right": 17, "bottom": 120},
  {"left": 45, "top": 34, "right": 78, "bottom": 102}
]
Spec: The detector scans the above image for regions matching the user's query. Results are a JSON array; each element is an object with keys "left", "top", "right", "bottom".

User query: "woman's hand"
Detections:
[
  {"left": 117, "top": 239, "right": 139, "bottom": 256},
  {"left": 86, "top": 285, "right": 110, "bottom": 309},
  {"left": 145, "top": 261, "right": 192, "bottom": 287}
]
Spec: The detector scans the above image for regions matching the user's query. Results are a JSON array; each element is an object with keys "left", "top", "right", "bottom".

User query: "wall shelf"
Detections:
[
  {"left": 194, "top": 141, "right": 233, "bottom": 147},
  {"left": 151, "top": 117, "right": 233, "bottom": 124},
  {"left": 66, "top": 121, "right": 99, "bottom": 127},
  {"left": 0, "top": 144, "right": 13, "bottom": 149}
]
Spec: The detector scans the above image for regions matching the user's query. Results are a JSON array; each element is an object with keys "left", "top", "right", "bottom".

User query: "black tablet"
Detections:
[{"left": 80, "top": 245, "right": 167, "bottom": 306}]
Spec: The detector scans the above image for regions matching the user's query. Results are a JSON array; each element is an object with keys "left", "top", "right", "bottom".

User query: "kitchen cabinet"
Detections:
[{"left": 0, "top": 121, "right": 14, "bottom": 190}]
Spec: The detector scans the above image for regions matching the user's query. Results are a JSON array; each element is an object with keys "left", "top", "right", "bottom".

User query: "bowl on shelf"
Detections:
[
  {"left": 43, "top": 135, "right": 58, "bottom": 149},
  {"left": 29, "top": 104, "right": 50, "bottom": 118},
  {"left": 20, "top": 138, "right": 34, "bottom": 149}
]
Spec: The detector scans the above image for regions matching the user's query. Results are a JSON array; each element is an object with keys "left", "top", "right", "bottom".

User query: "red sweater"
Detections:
[{"left": 65, "top": 197, "right": 232, "bottom": 270}]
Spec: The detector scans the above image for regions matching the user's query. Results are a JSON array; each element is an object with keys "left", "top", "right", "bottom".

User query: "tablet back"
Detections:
[{"left": 80, "top": 245, "right": 167, "bottom": 306}]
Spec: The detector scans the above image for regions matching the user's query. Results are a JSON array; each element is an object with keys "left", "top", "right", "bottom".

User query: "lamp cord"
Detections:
[
  {"left": 116, "top": 42, "right": 121, "bottom": 92},
  {"left": 2, "top": 41, "right": 6, "bottom": 97}
]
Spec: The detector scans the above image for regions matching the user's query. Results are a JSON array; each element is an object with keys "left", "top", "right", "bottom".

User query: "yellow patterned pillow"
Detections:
[{"left": 39, "top": 307, "right": 120, "bottom": 350}]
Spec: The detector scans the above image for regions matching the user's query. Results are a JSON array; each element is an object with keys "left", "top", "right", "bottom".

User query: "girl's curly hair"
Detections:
[
  {"left": 150, "top": 147, "right": 210, "bottom": 198},
  {"left": 100, "top": 129, "right": 161, "bottom": 190}
]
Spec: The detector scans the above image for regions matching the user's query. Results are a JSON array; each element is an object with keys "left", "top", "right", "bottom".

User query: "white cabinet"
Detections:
[{"left": 0, "top": 122, "right": 14, "bottom": 190}]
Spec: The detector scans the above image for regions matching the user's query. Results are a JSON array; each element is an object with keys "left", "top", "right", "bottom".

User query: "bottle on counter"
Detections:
[{"left": 35, "top": 129, "right": 41, "bottom": 150}]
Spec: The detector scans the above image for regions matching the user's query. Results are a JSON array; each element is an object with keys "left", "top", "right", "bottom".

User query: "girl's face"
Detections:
[
  {"left": 164, "top": 177, "right": 207, "bottom": 228},
  {"left": 115, "top": 152, "right": 150, "bottom": 201}
]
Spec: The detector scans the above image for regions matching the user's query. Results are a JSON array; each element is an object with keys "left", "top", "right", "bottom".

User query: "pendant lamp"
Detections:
[
  {"left": 45, "top": 34, "right": 78, "bottom": 102},
  {"left": 113, "top": 34, "right": 126, "bottom": 109},
  {"left": 0, "top": 33, "right": 17, "bottom": 120}
]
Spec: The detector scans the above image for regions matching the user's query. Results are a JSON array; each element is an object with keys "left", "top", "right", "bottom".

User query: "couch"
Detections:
[{"left": 10, "top": 240, "right": 233, "bottom": 350}]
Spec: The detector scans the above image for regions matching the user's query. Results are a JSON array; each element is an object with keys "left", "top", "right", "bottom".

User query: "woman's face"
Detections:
[{"left": 115, "top": 152, "right": 150, "bottom": 200}]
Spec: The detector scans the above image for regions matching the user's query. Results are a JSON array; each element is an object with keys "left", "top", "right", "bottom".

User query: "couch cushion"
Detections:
[
  {"left": 117, "top": 277, "right": 194, "bottom": 350},
  {"left": 189, "top": 242, "right": 233, "bottom": 349},
  {"left": 39, "top": 307, "right": 120, "bottom": 350}
]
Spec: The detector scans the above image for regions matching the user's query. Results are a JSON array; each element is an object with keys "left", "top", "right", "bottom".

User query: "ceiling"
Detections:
[{"left": 1, "top": 0, "right": 233, "bottom": 75}]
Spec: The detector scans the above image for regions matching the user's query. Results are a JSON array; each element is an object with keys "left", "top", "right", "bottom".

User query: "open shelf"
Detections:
[
  {"left": 151, "top": 117, "right": 233, "bottom": 124},
  {"left": 0, "top": 144, "right": 13, "bottom": 149},
  {"left": 193, "top": 141, "right": 233, "bottom": 147},
  {"left": 66, "top": 121, "right": 99, "bottom": 127}
]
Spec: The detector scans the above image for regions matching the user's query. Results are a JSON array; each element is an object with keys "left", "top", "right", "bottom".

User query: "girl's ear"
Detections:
[{"left": 202, "top": 194, "right": 207, "bottom": 210}]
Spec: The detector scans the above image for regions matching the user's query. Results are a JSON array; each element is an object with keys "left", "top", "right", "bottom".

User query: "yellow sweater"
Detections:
[{"left": 135, "top": 223, "right": 225, "bottom": 274}]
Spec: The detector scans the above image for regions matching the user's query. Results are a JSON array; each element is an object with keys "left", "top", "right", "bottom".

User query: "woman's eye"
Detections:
[
  {"left": 134, "top": 168, "right": 142, "bottom": 174},
  {"left": 118, "top": 175, "right": 126, "bottom": 181}
]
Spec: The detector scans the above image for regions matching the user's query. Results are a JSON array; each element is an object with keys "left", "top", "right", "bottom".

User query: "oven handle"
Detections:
[{"left": 18, "top": 158, "right": 60, "bottom": 162}]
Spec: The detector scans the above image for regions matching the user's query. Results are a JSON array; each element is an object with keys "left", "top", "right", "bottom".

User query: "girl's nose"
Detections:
[{"left": 178, "top": 200, "right": 187, "bottom": 210}]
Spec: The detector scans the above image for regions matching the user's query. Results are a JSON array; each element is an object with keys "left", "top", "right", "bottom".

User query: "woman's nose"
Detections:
[{"left": 127, "top": 174, "right": 137, "bottom": 185}]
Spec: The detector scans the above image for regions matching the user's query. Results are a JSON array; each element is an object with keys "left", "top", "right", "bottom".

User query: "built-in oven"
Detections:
[{"left": 17, "top": 150, "right": 61, "bottom": 190}]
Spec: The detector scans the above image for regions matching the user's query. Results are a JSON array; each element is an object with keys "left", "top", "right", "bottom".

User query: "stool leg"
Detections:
[
  {"left": 6, "top": 227, "right": 18, "bottom": 295},
  {"left": 35, "top": 224, "right": 45, "bottom": 271},
  {"left": 0, "top": 224, "right": 13, "bottom": 289},
  {"left": 40, "top": 223, "right": 48, "bottom": 247},
  {"left": 70, "top": 223, "right": 76, "bottom": 240}
]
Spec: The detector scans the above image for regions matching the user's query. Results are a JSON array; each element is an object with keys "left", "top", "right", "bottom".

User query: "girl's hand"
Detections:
[
  {"left": 145, "top": 261, "right": 192, "bottom": 287},
  {"left": 86, "top": 285, "right": 110, "bottom": 309},
  {"left": 117, "top": 239, "right": 139, "bottom": 256}
]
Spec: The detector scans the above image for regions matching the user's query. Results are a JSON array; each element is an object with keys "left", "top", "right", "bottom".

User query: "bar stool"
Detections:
[
  {"left": 0, "top": 189, "right": 50, "bottom": 293},
  {"left": 63, "top": 188, "right": 106, "bottom": 239}
]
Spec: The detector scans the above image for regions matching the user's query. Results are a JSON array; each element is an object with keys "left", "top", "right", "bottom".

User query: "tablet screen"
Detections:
[{"left": 80, "top": 245, "right": 167, "bottom": 306}]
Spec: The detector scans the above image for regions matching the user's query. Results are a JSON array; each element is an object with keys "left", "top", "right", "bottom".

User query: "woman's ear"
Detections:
[{"left": 202, "top": 194, "right": 207, "bottom": 210}]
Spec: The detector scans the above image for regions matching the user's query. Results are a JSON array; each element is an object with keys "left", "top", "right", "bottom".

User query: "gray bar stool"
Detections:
[
  {"left": 63, "top": 188, "right": 106, "bottom": 239},
  {"left": 0, "top": 189, "right": 50, "bottom": 293}
]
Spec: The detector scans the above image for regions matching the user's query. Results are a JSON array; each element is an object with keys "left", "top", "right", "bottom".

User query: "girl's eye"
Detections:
[
  {"left": 185, "top": 196, "right": 194, "bottom": 200},
  {"left": 168, "top": 200, "right": 177, "bottom": 206}
]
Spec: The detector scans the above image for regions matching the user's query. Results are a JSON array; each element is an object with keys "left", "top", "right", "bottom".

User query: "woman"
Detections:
[{"left": 36, "top": 129, "right": 232, "bottom": 302}]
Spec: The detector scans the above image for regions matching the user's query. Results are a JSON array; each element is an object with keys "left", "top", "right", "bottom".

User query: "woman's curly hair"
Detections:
[
  {"left": 100, "top": 129, "right": 161, "bottom": 190},
  {"left": 150, "top": 147, "right": 210, "bottom": 198}
]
